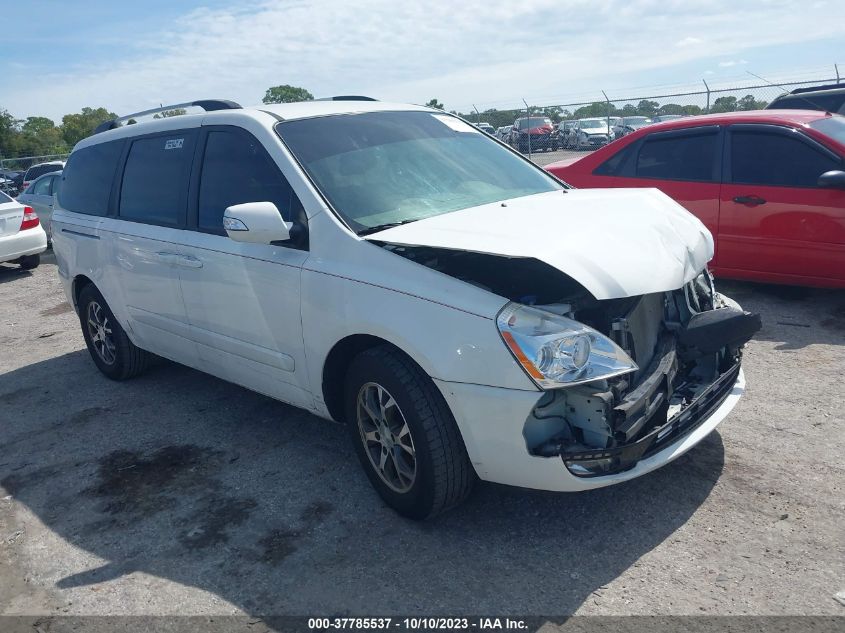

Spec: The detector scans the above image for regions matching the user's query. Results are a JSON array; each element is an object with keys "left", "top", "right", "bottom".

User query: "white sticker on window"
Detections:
[
  {"left": 431, "top": 114, "right": 479, "bottom": 134},
  {"left": 164, "top": 138, "right": 184, "bottom": 150}
]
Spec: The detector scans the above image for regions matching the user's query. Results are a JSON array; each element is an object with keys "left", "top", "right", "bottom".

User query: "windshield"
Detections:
[
  {"left": 580, "top": 120, "right": 606, "bottom": 129},
  {"left": 809, "top": 116, "right": 845, "bottom": 146},
  {"left": 517, "top": 118, "right": 551, "bottom": 129},
  {"left": 276, "top": 111, "right": 562, "bottom": 233}
]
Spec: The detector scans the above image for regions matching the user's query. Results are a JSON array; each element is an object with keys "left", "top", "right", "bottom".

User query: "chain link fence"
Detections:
[
  {"left": 456, "top": 66, "right": 843, "bottom": 160},
  {"left": 0, "top": 152, "right": 70, "bottom": 172}
]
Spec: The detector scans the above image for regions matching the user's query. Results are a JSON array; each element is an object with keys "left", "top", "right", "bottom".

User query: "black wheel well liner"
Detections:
[
  {"left": 72, "top": 274, "right": 95, "bottom": 309},
  {"left": 322, "top": 334, "right": 422, "bottom": 423}
]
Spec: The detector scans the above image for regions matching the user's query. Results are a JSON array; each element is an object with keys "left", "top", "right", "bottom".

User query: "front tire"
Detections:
[
  {"left": 78, "top": 284, "right": 150, "bottom": 380},
  {"left": 344, "top": 346, "right": 475, "bottom": 519},
  {"left": 18, "top": 254, "right": 40, "bottom": 270}
]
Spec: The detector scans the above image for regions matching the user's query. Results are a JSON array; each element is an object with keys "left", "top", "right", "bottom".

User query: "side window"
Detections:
[
  {"left": 32, "top": 177, "right": 52, "bottom": 196},
  {"left": 594, "top": 142, "right": 637, "bottom": 176},
  {"left": 730, "top": 130, "right": 840, "bottom": 188},
  {"left": 197, "top": 129, "right": 301, "bottom": 233},
  {"left": 50, "top": 175, "right": 62, "bottom": 196},
  {"left": 119, "top": 132, "right": 195, "bottom": 225},
  {"left": 59, "top": 141, "right": 123, "bottom": 216},
  {"left": 635, "top": 131, "right": 717, "bottom": 182}
]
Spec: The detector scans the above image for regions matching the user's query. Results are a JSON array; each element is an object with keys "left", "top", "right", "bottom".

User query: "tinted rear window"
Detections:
[
  {"left": 0, "top": 191, "right": 11, "bottom": 203},
  {"left": 25, "top": 163, "right": 62, "bottom": 181},
  {"left": 636, "top": 130, "right": 718, "bottom": 181},
  {"left": 119, "top": 132, "right": 195, "bottom": 225},
  {"left": 59, "top": 142, "right": 123, "bottom": 216},
  {"left": 770, "top": 93, "right": 845, "bottom": 115}
]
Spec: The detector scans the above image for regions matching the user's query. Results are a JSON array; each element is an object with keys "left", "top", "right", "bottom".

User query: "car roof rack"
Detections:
[
  {"left": 790, "top": 83, "right": 844, "bottom": 95},
  {"left": 315, "top": 95, "right": 378, "bottom": 101},
  {"left": 93, "top": 99, "right": 242, "bottom": 134}
]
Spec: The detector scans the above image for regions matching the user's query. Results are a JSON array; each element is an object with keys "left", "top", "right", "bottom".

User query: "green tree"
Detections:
[
  {"left": 681, "top": 104, "right": 703, "bottom": 115},
  {"left": 636, "top": 100, "right": 660, "bottom": 117},
  {"left": 425, "top": 98, "right": 444, "bottom": 110},
  {"left": 22, "top": 116, "right": 56, "bottom": 135},
  {"left": 658, "top": 103, "right": 685, "bottom": 115},
  {"left": 153, "top": 108, "right": 187, "bottom": 119},
  {"left": 710, "top": 96, "right": 738, "bottom": 113},
  {"left": 262, "top": 85, "right": 314, "bottom": 104},
  {"left": 0, "top": 109, "right": 22, "bottom": 158},
  {"left": 61, "top": 107, "right": 117, "bottom": 146},
  {"left": 736, "top": 94, "right": 767, "bottom": 111},
  {"left": 573, "top": 102, "right": 614, "bottom": 118}
]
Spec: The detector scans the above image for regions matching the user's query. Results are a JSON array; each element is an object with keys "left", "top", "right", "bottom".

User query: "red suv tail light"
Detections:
[{"left": 20, "top": 206, "right": 40, "bottom": 231}]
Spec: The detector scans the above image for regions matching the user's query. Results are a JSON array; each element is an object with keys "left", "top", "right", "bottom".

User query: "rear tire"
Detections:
[
  {"left": 78, "top": 284, "right": 150, "bottom": 380},
  {"left": 18, "top": 254, "right": 39, "bottom": 270},
  {"left": 344, "top": 346, "right": 475, "bottom": 519}
]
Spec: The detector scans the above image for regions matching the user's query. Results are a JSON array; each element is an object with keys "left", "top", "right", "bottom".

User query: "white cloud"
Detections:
[
  {"left": 718, "top": 59, "right": 749, "bottom": 67},
  {"left": 676, "top": 37, "right": 703, "bottom": 47},
  {"left": 2, "top": 0, "right": 844, "bottom": 121}
]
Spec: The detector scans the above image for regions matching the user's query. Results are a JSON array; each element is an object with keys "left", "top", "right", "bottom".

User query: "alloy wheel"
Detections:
[
  {"left": 356, "top": 382, "right": 417, "bottom": 493},
  {"left": 86, "top": 301, "right": 116, "bottom": 365}
]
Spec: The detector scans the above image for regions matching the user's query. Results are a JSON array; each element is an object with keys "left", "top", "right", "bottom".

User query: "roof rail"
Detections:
[
  {"left": 315, "top": 95, "right": 378, "bottom": 102},
  {"left": 94, "top": 99, "right": 242, "bottom": 134},
  {"left": 790, "top": 83, "right": 844, "bottom": 95}
]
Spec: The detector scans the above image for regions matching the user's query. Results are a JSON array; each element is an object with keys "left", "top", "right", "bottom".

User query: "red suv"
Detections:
[{"left": 546, "top": 111, "right": 845, "bottom": 288}]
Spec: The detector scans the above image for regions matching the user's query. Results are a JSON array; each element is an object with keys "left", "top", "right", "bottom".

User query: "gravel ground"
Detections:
[{"left": 0, "top": 251, "right": 843, "bottom": 619}]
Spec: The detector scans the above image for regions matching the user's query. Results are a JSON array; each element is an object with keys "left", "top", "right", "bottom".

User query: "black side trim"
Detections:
[{"left": 62, "top": 228, "right": 100, "bottom": 239}]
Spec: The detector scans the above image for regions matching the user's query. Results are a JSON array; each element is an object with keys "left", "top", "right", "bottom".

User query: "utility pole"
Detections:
[
  {"left": 836, "top": 64, "right": 841, "bottom": 85},
  {"left": 703, "top": 79, "right": 711, "bottom": 113},
  {"left": 522, "top": 98, "right": 532, "bottom": 159},
  {"left": 473, "top": 105, "right": 480, "bottom": 124}
]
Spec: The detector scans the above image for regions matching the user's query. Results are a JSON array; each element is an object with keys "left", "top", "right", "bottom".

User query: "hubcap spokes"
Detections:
[
  {"left": 87, "top": 301, "right": 116, "bottom": 365},
  {"left": 357, "top": 382, "right": 416, "bottom": 493}
]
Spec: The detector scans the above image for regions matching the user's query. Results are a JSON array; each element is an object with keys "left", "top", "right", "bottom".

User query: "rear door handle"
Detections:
[
  {"left": 733, "top": 195, "right": 766, "bottom": 206},
  {"left": 155, "top": 251, "right": 180, "bottom": 264},
  {"left": 177, "top": 255, "right": 203, "bottom": 269}
]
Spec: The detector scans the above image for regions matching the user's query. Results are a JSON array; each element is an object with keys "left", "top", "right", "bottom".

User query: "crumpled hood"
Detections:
[{"left": 365, "top": 188, "right": 714, "bottom": 301}]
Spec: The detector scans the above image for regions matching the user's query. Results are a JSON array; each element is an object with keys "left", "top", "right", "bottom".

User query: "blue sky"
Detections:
[{"left": 1, "top": 0, "right": 843, "bottom": 121}]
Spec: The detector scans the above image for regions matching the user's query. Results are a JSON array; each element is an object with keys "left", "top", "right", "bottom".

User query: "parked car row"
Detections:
[{"left": 502, "top": 115, "right": 685, "bottom": 153}]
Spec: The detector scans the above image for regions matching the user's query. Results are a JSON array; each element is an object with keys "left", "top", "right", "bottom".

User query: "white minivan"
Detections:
[{"left": 52, "top": 99, "right": 760, "bottom": 519}]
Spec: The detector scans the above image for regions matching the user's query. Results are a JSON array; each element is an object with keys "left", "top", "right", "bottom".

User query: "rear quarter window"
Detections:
[{"left": 59, "top": 142, "right": 123, "bottom": 216}]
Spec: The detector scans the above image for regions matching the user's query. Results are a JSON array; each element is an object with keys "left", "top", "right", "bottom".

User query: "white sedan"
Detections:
[{"left": 0, "top": 190, "right": 47, "bottom": 269}]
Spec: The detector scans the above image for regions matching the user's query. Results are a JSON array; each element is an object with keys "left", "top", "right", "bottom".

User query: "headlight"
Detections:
[{"left": 497, "top": 303, "right": 638, "bottom": 389}]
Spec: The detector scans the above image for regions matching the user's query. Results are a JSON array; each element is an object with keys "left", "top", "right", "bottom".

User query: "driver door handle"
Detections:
[{"left": 733, "top": 195, "right": 766, "bottom": 206}]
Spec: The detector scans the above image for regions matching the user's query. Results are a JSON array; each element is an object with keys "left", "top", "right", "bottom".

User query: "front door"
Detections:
[
  {"left": 719, "top": 124, "right": 845, "bottom": 284},
  {"left": 175, "top": 126, "right": 313, "bottom": 409}
]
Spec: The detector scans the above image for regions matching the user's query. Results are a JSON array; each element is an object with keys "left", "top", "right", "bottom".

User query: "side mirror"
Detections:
[
  {"left": 223, "top": 201, "right": 293, "bottom": 244},
  {"left": 817, "top": 170, "right": 845, "bottom": 190}
]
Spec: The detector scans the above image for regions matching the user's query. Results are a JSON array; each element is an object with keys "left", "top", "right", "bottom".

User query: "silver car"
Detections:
[{"left": 16, "top": 170, "right": 62, "bottom": 242}]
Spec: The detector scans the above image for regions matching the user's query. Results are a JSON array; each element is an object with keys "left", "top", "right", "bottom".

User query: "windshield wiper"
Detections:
[{"left": 357, "top": 219, "right": 420, "bottom": 236}]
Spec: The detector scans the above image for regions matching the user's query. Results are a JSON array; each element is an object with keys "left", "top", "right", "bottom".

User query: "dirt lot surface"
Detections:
[{"left": 1, "top": 252, "right": 843, "bottom": 619}]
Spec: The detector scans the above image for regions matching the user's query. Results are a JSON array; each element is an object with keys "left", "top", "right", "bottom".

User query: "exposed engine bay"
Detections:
[{"left": 382, "top": 244, "right": 762, "bottom": 477}]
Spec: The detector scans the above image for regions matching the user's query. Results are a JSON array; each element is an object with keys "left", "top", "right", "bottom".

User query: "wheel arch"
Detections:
[
  {"left": 321, "top": 334, "right": 430, "bottom": 424},
  {"left": 72, "top": 274, "right": 95, "bottom": 309}
]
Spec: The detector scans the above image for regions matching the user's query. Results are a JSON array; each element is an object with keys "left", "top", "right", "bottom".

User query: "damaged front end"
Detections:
[
  {"left": 522, "top": 273, "right": 760, "bottom": 477},
  {"left": 379, "top": 243, "right": 760, "bottom": 479}
]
